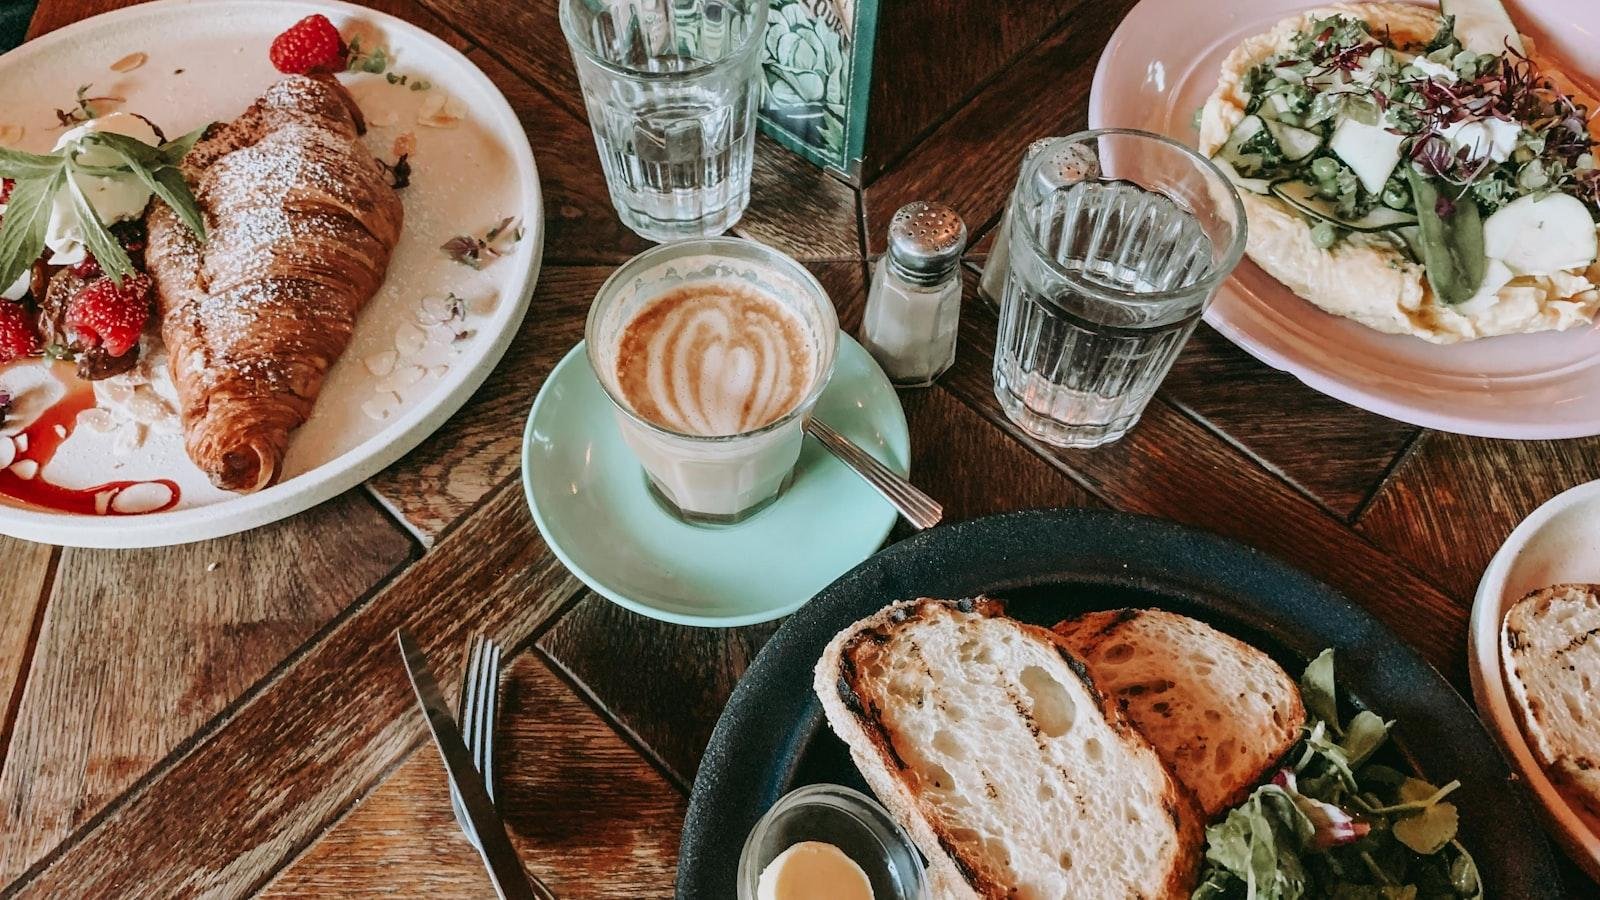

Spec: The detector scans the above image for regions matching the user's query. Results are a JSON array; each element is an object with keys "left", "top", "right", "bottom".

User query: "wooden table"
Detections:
[{"left": 1, "top": 0, "right": 1595, "bottom": 896}]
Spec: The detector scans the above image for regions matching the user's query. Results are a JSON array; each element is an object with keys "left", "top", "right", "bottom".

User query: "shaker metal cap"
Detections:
[
  {"left": 1030, "top": 139, "right": 1100, "bottom": 194},
  {"left": 887, "top": 201, "right": 967, "bottom": 283}
]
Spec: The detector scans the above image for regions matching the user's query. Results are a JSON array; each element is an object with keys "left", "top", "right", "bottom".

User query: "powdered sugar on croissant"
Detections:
[{"left": 147, "top": 75, "right": 403, "bottom": 492}]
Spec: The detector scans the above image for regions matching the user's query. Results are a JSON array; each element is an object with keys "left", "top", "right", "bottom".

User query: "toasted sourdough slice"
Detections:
[
  {"left": 814, "top": 598, "right": 1204, "bottom": 900},
  {"left": 1052, "top": 609, "right": 1305, "bottom": 818},
  {"left": 1502, "top": 584, "right": 1600, "bottom": 817}
]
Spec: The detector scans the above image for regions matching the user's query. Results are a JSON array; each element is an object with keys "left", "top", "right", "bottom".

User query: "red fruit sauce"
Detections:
[{"left": 0, "top": 361, "right": 181, "bottom": 515}]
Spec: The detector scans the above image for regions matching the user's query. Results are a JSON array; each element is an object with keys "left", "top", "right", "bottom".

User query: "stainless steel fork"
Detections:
[{"left": 451, "top": 635, "right": 501, "bottom": 851}]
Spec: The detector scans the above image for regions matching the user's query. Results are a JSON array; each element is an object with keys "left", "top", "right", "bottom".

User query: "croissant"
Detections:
[{"left": 146, "top": 75, "right": 403, "bottom": 493}]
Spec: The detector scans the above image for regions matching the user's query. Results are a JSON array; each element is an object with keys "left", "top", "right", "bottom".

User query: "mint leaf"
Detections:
[
  {"left": 80, "top": 131, "right": 161, "bottom": 168},
  {"left": 0, "top": 169, "right": 63, "bottom": 294},
  {"left": 157, "top": 125, "right": 208, "bottom": 168},
  {"left": 0, "top": 145, "right": 65, "bottom": 181},
  {"left": 149, "top": 166, "right": 205, "bottom": 240},
  {"left": 63, "top": 166, "right": 133, "bottom": 284},
  {"left": 1340, "top": 710, "right": 1391, "bottom": 768}
]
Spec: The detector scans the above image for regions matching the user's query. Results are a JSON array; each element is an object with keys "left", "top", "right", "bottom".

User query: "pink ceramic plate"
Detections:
[{"left": 1090, "top": 0, "right": 1600, "bottom": 438}]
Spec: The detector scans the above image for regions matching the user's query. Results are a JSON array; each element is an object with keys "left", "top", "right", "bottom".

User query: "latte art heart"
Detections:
[{"left": 616, "top": 283, "right": 816, "bottom": 436}]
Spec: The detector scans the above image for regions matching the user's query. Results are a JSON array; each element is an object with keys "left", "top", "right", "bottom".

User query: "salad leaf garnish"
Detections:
[
  {"left": 1407, "top": 167, "right": 1485, "bottom": 304},
  {"left": 0, "top": 125, "right": 208, "bottom": 289}
]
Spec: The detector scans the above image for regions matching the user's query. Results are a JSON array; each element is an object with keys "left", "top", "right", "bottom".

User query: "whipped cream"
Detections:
[{"left": 44, "top": 112, "right": 163, "bottom": 266}]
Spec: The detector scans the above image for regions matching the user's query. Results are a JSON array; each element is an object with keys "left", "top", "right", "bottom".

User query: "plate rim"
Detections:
[
  {"left": 677, "top": 508, "right": 1561, "bottom": 898},
  {"left": 0, "top": 0, "right": 545, "bottom": 548},
  {"left": 1087, "top": 0, "right": 1600, "bottom": 439},
  {"left": 1469, "top": 479, "right": 1600, "bottom": 880},
  {"left": 521, "top": 336, "right": 909, "bottom": 628}
]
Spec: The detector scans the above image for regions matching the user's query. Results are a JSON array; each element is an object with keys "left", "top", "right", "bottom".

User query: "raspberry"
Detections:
[
  {"left": 0, "top": 301, "right": 39, "bottom": 363},
  {"left": 269, "top": 15, "right": 346, "bottom": 75},
  {"left": 72, "top": 255, "right": 103, "bottom": 279},
  {"left": 66, "top": 274, "right": 152, "bottom": 358},
  {"left": 0, "top": 178, "right": 12, "bottom": 205}
]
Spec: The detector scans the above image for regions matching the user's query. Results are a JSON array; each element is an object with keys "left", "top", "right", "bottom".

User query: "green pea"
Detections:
[
  {"left": 1310, "top": 157, "right": 1339, "bottom": 180},
  {"left": 1310, "top": 222, "right": 1338, "bottom": 249}
]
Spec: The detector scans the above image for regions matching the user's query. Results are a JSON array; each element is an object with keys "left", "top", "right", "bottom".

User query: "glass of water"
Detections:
[
  {"left": 993, "top": 129, "right": 1247, "bottom": 448},
  {"left": 560, "top": 0, "right": 767, "bottom": 242}
]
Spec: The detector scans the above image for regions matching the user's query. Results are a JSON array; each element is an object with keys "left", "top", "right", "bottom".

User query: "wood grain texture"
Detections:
[
  {"left": 1357, "top": 433, "right": 1600, "bottom": 601},
  {"left": 261, "top": 654, "right": 682, "bottom": 898},
  {"left": 2, "top": 482, "right": 579, "bottom": 898},
  {"left": 1162, "top": 326, "right": 1419, "bottom": 518},
  {"left": 27, "top": 0, "right": 472, "bottom": 45},
  {"left": 0, "top": 491, "right": 415, "bottom": 884},
  {"left": 861, "top": 0, "right": 1089, "bottom": 180},
  {"left": 0, "top": 540, "right": 55, "bottom": 764},
  {"left": 368, "top": 267, "right": 598, "bottom": 539},
  {"left": 860, "top": 0, "right": 1139, "bottom": 253},
  {"left": 538, "top": 597, "right": 778, "bottom": 789},
  {"left": 938, "top": 293, "right": 1472, "bottom": 677}
]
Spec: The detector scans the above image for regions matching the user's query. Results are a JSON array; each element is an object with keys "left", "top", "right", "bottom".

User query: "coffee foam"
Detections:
[{"left": 615, "top": 282, "right": 815, "bottom": 436}]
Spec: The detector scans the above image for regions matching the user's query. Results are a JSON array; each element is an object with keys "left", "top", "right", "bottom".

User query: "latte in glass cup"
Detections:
[{"left": 587, "top": 238, "right": 838, "bottom": 524}]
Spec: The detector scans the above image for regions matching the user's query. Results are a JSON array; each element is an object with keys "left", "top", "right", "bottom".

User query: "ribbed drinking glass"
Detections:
[
  {"left": 993, "top": 129, "right": 1247, "bottom": 448},
  {"left": 560, "top": 0, "right": 767, "bottom": 242}
]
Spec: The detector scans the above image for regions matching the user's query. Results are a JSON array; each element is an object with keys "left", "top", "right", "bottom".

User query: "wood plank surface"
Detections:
[
  {"left": 0, "top": 539, "right": 55, "bottom": 765},
  {"left": 0, "top": 491, "right": 415, "bottom": 884},
  {"left": 939, "top": 295, "right": 1471, "bottom": 677},
  {"left": 860, "top": 0, "right": 1138, "bottom": 254},
  {"left": 1162, "top": 326, "right": 1420, "bottom": 518},
  {"left": 2, "top": 482, "right": 578, "bottom": 897},
  {"left": 1357, "top": 433, "right": 1600, "bottom": 600},
  {"left": 261, "top": 654, "right": 682, "bottom": 898}
]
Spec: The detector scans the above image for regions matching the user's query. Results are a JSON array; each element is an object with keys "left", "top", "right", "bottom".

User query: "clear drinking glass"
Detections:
[
  {"left": 560, "top": 0, "right": 768, "bottom": 242},
  {"left": 993, "top": 129, "right": 1247, "bottom": 448}
]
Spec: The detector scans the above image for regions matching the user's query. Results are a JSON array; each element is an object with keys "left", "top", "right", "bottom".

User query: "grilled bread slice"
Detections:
[
  {"left": 1053, "top": 609, "right": 1305, "bottom": 818},
  {"left": 814, "top": 598, "right": 1204, "bottom": 899},
  {"left": 1502, "top": 584, "right": 1600, "bottom": 817}
]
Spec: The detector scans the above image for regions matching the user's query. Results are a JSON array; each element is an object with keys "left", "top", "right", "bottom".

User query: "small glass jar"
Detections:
[
  {"left": 738, "top": 783, "right": 926, "bottom": 900},
  {"left": 860, "top": 202, "right": 967, "bottom": 388}
]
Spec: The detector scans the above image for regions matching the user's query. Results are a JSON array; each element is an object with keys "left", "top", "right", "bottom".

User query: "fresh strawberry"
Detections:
[
  {"left": 0, "top": 301, "right": 39, "bottom": 363},
  {"left": 65, "top": 274, "right": 152, "bottom": 358},
  {"left": 0, "top": 178, "right": 13, "bottom": 205},
  {"left": 270, "top": 15, "right": 346, "bottom": 75}
]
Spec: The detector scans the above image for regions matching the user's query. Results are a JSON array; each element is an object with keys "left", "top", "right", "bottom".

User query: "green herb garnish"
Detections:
[{"left": 0, "top": 125, "right": 209, "bottom": 290}]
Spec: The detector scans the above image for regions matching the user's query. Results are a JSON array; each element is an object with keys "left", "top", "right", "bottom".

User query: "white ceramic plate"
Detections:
[
  {"left": 1470, "top": 480, "right": 1600, "bottom": 880},
  {"left": 1089, "top": 0, "right": 1600, "bottom": 438},
  {"left": 0, "top": 0, "right": 543, "bottom": 547}
]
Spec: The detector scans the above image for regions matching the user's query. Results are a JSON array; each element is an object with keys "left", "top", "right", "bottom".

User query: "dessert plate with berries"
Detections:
[{"left": 0, "top": 0, "right": 542, "bottom": 547}]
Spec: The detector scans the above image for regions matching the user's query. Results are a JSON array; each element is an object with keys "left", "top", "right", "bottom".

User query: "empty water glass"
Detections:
[
  {"left": 560, "top": 0, "right": 768, "bottom": 242},
  {"left": 992, "top": 129, "right": 1247, "bottom": 448}
]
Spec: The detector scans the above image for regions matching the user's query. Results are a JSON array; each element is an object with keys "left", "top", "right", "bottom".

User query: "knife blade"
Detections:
[{"left": 396, "top": 629, "right": 540, "bottom": 900}]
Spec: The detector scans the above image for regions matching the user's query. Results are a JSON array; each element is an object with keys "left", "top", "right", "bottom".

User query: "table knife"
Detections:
[{"left": 396, "top": 629, "right": 542, "bottom": 900}]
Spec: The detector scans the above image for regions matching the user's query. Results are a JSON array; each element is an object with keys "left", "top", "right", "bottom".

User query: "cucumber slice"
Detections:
[
  {"left": 1441, "top": 0, "right": 1524, "bottom": 54},
  {"left": 1482, "top": 193, "right": 1598, "bottom": 275},
  {"left": 1221, "top": 115, "right": 1265, "bottom": 161},
  {"left": 1211, "top": 157, "right": 1273, "bottom": 195},
  {"left": 1265, "top": 120, "right": 1322, "bottom": 161},
  {"left": 1270, "top": 180, "right": 1419, "bottom": 232}
]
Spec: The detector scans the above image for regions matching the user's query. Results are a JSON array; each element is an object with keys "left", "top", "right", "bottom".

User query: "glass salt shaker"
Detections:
[
  {"left": 860, "top": 201, "right": 967, "bottom": 388},
  {"left": 977, "top": 137, "right": 1101, "bottom": 307}
]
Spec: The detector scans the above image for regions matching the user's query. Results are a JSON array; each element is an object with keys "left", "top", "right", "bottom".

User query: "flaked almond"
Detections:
[
  {"left": 14, "top": 433, "right": 28, "bottom": 452},
  {"left": 467, "top": 293, "right": 498, "bottom": 316},
  {"left": 417, "top": 91, "right": 464, "bottom": 128},
  {"left": 411, "top": 338, "right": 455, "bottom": 368},
  {"left": 127, "top": 389, "right": 172, "bottom": 424},
  {"left": 361, "top": 392, "right": 401, "bottom": 422},
  {"left": 364, "top": 350, "right": 398, "bottom": 377},
  {"left": 0, "top": 123, "right": 24, "bottom": 144},
  {"left": 393, "top": 131, "right": 417, "bottom": 157},
  {"left": 78, "top": 408, "right": 115, "bottom": 433},
  {"left": 94, "top": 490, "right": 113, "bottom": 515},
  {"left": 367, "top": 108, "right": 400, "bottom": 128},
  {"left": 113, "top": 422, "right": 146, "bottom": 455},
  {"left": 52, "top": 423, "right": 67, "bottom": 439},
  {"left": 11, "top": 459, "right": 38, "bottom": 480},
  {"left": 0, "top": 436, "right": 13, "bottom": 470},
  {"left": 110, "top": 481, "right": 173, "bottom": 514},
  {"left": 110, "top": 52, "right": 147, "bottom": 73},
  {"left": 395, "top": 321, "right": 426, "bottom": 358},
  {"left": 99, "top": 380, "right": 134, "bottom": 404},
  {"left": 376, "top": 365, "right": 425, "bottom": 394}
]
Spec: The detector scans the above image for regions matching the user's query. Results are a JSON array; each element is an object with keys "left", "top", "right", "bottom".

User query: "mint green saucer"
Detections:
[{"left": 522, "top": 335, "right": 910, "bottom": 627}]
